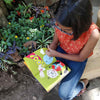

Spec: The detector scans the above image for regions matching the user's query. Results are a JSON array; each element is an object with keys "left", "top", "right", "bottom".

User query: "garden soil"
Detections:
[
  {"left": 0, "top": 65, "right": 61, "bottom": 100},
  {"left": 1, "top": 65, "right": 100, "bottom": 100}
]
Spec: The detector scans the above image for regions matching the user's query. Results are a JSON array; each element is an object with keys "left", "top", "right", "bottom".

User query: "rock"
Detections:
[
  {"left": 0, "top": 0, "right": 8, "bottom": 17},
  {"left": 23, "top": 41, "right": 36, "bottom": 49},
  {"left": 96, "top": 9, "right": 100, "bottom": 28},
  {"left": 17, "top": 61, "right": 25, "bottom": 67},
  {"left": 24, "top": 0, "right": 35, "bottom": 5},
  {"left": 10, "top": 50, "right": 22, "bottom": 62},
  {"left": 24, "top": 0, "right": 59, "bottom": 6},
  {"left": 0, "top": 8, "right": 8, "bottom": 27},
  {"left": 32, "top": 96, "right": 37, "bottom": 100}
]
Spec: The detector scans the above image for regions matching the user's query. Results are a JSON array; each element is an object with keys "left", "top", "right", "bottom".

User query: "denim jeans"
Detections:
[{"left": 56, "top": 46, "right": 88, "bottom": 100}]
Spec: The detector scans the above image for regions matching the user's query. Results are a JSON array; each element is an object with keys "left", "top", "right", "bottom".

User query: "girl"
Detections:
[{"left": 46, "top": 0, "right": 100, "bottom": 100}]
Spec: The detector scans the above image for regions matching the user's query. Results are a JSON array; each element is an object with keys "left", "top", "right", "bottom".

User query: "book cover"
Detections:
[{"left": 23, "top": 48, "right": 71, "bottom": 92}]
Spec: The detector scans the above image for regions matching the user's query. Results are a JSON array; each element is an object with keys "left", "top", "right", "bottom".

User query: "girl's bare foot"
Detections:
[{"left": 77, "top": 78, "right": 89, "bottom": 96}]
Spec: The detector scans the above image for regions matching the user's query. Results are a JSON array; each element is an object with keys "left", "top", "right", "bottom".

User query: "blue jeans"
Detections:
[{"left": 56, "top": 46, "right": 88, "bottom": 100}]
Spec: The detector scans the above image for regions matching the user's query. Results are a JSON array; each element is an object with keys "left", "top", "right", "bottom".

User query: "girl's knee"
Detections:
[
  {"left": 58, "top": 85, "right": 73, "bottom": 100},
  {"left": 58, "top": 86, "right": 65, "bottom": 99}
]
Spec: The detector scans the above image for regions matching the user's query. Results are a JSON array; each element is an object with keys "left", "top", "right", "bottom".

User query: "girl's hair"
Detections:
[{"left": 55, "top": 0, "right": 92, "bottom": 40}]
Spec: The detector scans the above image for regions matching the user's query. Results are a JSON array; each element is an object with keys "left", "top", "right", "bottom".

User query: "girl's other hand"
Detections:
[{"left": 46, "top": 45, "right": 57, "bottom": 57}]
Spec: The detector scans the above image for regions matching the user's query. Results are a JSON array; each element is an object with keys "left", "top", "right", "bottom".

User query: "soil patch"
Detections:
[{"left": 0, "top": 65, "right": 60, "bottom": 100}]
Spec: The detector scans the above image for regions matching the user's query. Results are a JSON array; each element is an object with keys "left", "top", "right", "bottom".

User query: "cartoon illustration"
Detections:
[
  {"left": 40, "top": 49, "right": 45, "bottom": 55},
  {"left": 38, "top": 64, "right": 45, "bottom": 78},
  {"left": 43, "top": 55, "right": 53, "bottom": 65},
  {"left": 47, "top": 69, "right": 58, "bottom": 78},
  {"left": 50, "top": 60, "right": 65, "bottom": 75},
  {"left": 47, "top": 60, "right": 66, "bottom": 78},
  {"left": 26, "top": 53, "right": 45, "bottom": 67}
]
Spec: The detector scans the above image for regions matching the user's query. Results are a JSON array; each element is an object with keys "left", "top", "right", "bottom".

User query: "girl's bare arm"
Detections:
[{"left": 49, "top": 32, "right": 59, "bottom": 50}]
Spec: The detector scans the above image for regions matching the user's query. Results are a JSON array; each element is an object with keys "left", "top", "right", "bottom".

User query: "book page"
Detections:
[
  {"left": 23, "top": 48, "right": 71, "bottom": 92},
  {"left": 35, "top": 61, "right": 71, "bottom": 92},
  {"left": 24, "top": 48, "right": 56, "bottom": 75}
]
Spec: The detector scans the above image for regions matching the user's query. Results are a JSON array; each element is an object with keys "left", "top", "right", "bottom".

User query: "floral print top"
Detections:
[{"left": 55, "top": 23, "right": 99, "bottom": 57}]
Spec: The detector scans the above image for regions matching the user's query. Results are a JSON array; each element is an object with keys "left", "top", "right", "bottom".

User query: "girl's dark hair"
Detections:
[{"left": 55, "top": 0, "right": 92, "bottom": 40}]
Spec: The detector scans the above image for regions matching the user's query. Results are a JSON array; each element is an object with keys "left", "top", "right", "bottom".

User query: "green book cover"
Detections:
[{"left": 23, "top": 48, "right": 71, "bottom": 92}]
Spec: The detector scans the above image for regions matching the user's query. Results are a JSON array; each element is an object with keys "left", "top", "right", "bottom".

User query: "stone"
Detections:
[
  {"left": 24, "top": 0, "right": 35, "bottom": 5},
  {"left": 17, "top": 61, "right": 25, "bottom": 67},
  {"left": 10, "top": 50, "right": 22, "bottom": 62},
  {"left": 23, "top": 41, "right": 37, "bottom": 49},
  {"left": 32, "top": 96, "right": 37, "bottom": 100},
  {"left": 0, "top": 8, "right": 8, "bottom": 27},
  {"left": 24, "top": 0, "right": 59, "bottom": 6},
  {"left": 0, "top": 0, "right": 8, "bottom": 17},
  {"left": 96, "top": 9, "right": 100, "bottom": 28}
]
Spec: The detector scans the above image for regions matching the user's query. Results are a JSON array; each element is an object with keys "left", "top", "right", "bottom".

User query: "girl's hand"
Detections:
[{"left": 46, "top": 46, "right": 58, "bottom": 57}]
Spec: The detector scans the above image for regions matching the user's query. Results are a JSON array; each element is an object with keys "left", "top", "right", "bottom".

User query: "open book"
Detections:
[{"left": 23, "top": 48, "right": 71, "bottom": 92}]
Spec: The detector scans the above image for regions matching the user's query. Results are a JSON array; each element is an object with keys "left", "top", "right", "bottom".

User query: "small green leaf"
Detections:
[{"left": 7, "top": 43, "right": 12, "bottom": 46}]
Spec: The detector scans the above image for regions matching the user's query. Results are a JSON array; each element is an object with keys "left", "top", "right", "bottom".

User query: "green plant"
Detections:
[
  {"left": 3, "top": 0, "right": 13, "bottom": 6},
  {"left": 0, "top": 3, "right": 54, "bottom": 55},
  {"left": 22, "top": 2, "right": 32, "bottom": 17},
  {"left": 36, "top": 34, "right": 53, "bottom": 49},
  {"left": 0, "top": 59, "right": 16, "bottom": 71},
  {"left": 0, "top": 52, "right": 17, "bottom": 71}
]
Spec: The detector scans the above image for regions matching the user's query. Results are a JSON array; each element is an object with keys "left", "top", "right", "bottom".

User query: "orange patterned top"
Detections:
[{"left": 55, "top": 23, "right": 99, "bottom": 57}]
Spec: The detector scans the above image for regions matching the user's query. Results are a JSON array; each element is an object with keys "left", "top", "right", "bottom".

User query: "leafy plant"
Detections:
[
  {"left": 0, "top": 1, "right": 56, "bottom": 73},
  {"left": 3, "top": 0, "right": 13, "bottom": 7},
  {"left": 0, "top": 3, "right": 54, "bottom": 56},
  {"left": 0, "top": 52, "right": 16, "bottom": 71},
  {"left": 36, "top": 35, "right": 53, "bottom": 49},
  {"left": 0, "top": 41, "right": 22, "bottom": 71}
]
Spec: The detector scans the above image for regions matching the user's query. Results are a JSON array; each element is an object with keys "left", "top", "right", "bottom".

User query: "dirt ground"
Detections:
[{"left": 0, "top": 64, "right": 61, "bottom": 100}]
